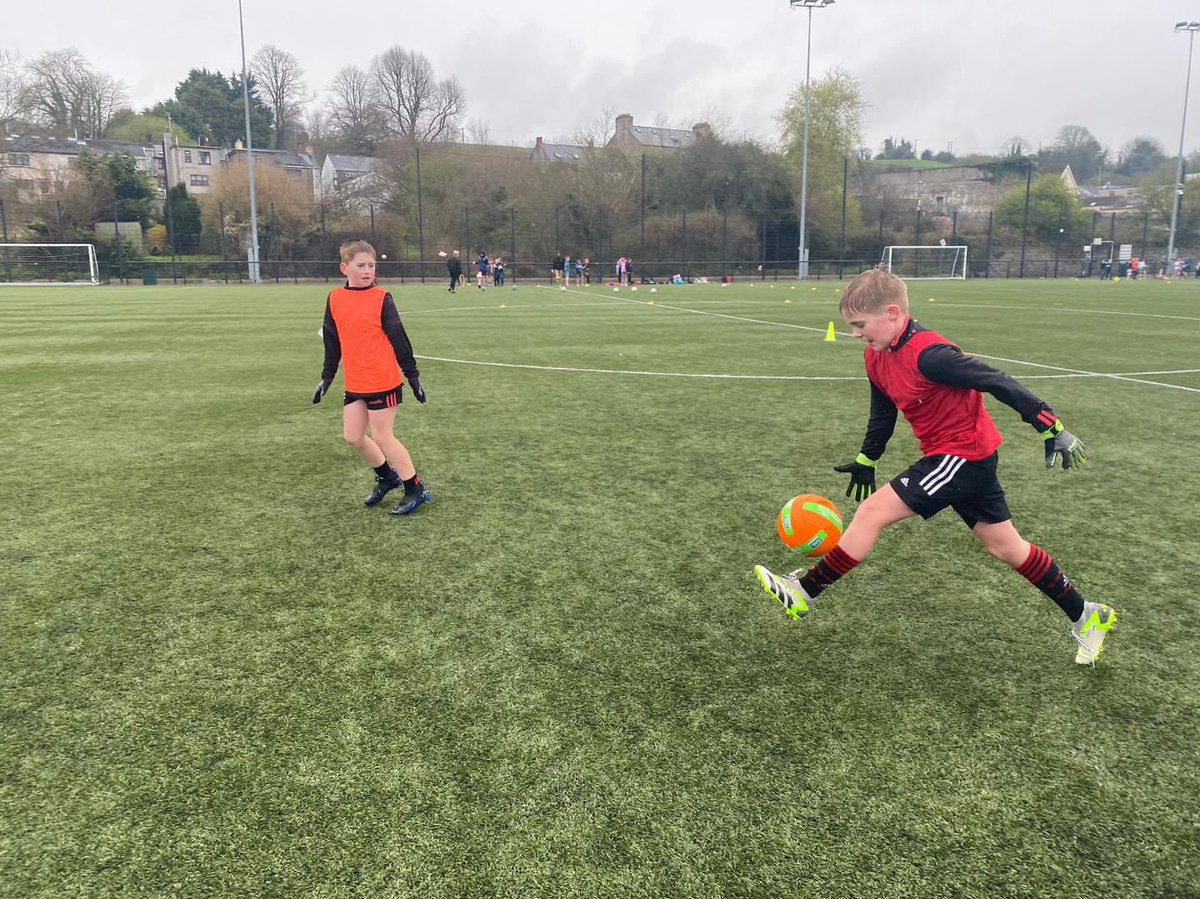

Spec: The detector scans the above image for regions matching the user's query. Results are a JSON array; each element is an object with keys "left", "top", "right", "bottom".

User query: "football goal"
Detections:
[
  {"left": 881, "top": 245, "right": 968, "bottom": 280},
  {"left": 0, "top": 244, "right": 100, "bottom": 285}
]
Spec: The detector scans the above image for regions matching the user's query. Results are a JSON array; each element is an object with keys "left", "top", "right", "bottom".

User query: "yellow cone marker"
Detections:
[
  {"left": 785, "top": 299, "right": 792, "bottom": 304},
  {"left": 499, "top": 304, "right": 507, "bottom": 308},
  {"left": 825, "top": 321, "right": 837, "bottom": 342}
]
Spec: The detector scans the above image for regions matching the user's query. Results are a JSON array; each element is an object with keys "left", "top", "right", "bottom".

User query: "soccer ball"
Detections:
[{"left": 776, "top": 493, "right": 843, "bottom": 557}]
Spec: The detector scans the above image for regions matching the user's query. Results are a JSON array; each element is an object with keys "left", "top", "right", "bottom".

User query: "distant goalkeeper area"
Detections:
[
  {"left": 0, "top": 243, "right": 100, "bottom": 285},
  {"left": 881, "top": 244, "right": 968, "bottom": 279},
  {"left": 1, "top": 278, "right": 1197, "bottom": 897}
]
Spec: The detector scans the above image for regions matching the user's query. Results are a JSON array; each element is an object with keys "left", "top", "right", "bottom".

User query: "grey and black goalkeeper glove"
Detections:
[
  {"left": 833, "top": 453, "right": 878, "bottom": 501},
  {"left": 1043, "top": 419, "right": 1086, "bottom": 469},
  {"left": 312, "top": 379, "right": 331, "bottom": 404},
  {"left": 408, "top": 376, "right": 426, "bottom": 404}
]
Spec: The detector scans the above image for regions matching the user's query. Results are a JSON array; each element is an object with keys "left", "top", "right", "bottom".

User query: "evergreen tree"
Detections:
[{"left": 149, "top": 69, "right": 272, "bottom": 147}]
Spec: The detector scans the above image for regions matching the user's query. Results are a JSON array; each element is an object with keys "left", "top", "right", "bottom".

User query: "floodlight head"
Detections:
[
  {"left": 1175, "top": 21, "right": 1200, "bottom": 31},
  {"left": 789, "top": 0, "right": 835, "bottom": 8}
]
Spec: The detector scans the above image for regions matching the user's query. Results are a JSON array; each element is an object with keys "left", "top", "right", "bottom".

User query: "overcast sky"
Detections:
[{"left": 7, "top": 0, "right": 1200, "bottom": 159}]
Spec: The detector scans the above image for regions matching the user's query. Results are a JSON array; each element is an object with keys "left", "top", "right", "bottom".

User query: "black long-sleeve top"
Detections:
[
  {"left": 859, "top": 318, "right": 1055, "bottom": 461},
  {"left": 320, "top": 287, "right": 419, "bottom": 385}
]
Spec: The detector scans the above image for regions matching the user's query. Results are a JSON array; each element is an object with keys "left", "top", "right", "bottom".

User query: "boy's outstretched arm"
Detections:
[
  {"left": 835, "top": 380, "right": 898, "bottom": 501},
  {"left": 916, "top": 344, "right": 1086, "bottom": 469}
]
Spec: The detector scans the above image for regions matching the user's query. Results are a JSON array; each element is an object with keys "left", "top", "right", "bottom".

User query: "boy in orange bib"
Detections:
[{"left": 314, "top": 240, "right": 431, "bottom": 515}]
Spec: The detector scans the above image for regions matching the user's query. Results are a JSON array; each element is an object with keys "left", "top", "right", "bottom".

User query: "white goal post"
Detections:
[
  {"left": 881, "top": 245, "right": 968, "bottom": 280},
  {"left": 0, "top": 244, "right": 100, "bottom": 285}
]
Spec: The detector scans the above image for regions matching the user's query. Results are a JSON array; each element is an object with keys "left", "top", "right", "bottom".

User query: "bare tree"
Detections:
[
  {"left": 251, "top": 44, "right": 307, "bottom": 150},
  {"left": 19, "top": 49, "right": 127, "bottom": 137},
  {"left": 466, "top": 118, "right": 490, "bottom": 145},
  {"left": 325, "top": 65, "right": 383, "bottom": 155},
  {"left": 370, "top": 47, "right": 463, "bottom": 143},
  {"left": 1, "top": 49, "right": 24, "bottom": 135},
  {"left": 574, "top": 104, "right": 618, "bottom": 148},
  {"left": 691, "top": 104, "right": 732, "bottom": 141},
  {"left": 82, "top": 72, "right": 126, "bottom": 138},
  {"left": 1003, "top": 135, "right": 1030, "bottom": 159}
]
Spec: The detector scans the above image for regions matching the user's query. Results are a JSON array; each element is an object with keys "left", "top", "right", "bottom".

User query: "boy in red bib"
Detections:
[
  {"left": 313, "top": 240, "right": 431, "bottom": 516},
  {"left": 754, "top": 268, "right": 1115, "bottom": 666}
]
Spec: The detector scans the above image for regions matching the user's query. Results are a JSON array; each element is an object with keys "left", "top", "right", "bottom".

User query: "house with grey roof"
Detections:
[
  {"left": 1, "top": 134, "right": 160, "bottom": 200},
  {"left": 318, "top": 154, "right": 392, "bottom": 211},
  {"left": 605, "top": 113, "right": 713, "bottom": 155},
  {"left": 162, "top": 132, "right": 221, "bottom": 195},
  {"left": 224, "top": 142, "right": 319, "bottom": 199},
  {"left": 529, "top": 137, "right": 585, "bottom": 164},
  {"left": 1061, "top": 164, "right": 1141, "bottom": 214}
]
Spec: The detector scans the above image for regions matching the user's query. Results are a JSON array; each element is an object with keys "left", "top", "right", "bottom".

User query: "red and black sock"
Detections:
[
  {"left": 402, "top": 474, "right": 423, "bottom": 495},
  {"left": 1016, "top": 544, "right": 1085, "bottom": 621},
  {"left": 373, "top": 462, "right": 398, "bottom": 481},
  {"left": 798, "top": 545, "right": 861, "bottom": 600}
]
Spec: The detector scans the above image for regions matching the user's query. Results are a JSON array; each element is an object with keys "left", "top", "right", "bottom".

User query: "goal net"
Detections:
[
  {"left": 881, "top": 245, "right": 968, "bottom": 280},
  {"left": 0, "top": 244, "right": 100, "bottom": 285}
]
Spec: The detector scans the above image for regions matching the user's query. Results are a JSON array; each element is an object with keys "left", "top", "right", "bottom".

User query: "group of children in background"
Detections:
[
  {"left": 551, "top": 253, "right": 592, "bottom": 286},
  {"left": 472, "top": 251, "right": 505, "bottom": 289},
  {"left": 439, "top": 248, "right": 507, "bottom": 292}
]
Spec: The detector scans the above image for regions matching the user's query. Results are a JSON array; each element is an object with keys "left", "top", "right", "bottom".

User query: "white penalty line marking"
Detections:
[
  {"left": 546, "top": 283, "right": 831, "bottom": 334},
  {"left": 547, "top": 285, "right": 1200, "bottom": 393},
  {"left": 414, "top": 355, "right": 862, "bottom": 380},
  {"left": 413, "top": 354, "right": 1200, "bottom": 384},
  {"left": 406, "top": 286, "right": 1200, "bottom": 392},
  {"left": 928, "top": 302, "right": 1200, "bottom": 323}
]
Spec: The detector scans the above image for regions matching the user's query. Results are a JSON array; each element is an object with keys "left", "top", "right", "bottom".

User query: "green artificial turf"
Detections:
[{"left": 1, "top": 276, "right": 1197, "bottom": 898}]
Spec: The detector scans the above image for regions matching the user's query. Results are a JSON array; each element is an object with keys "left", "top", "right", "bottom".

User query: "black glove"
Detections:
[
  {"left": 1043, "top": 419, "right": 1086, "bottom": 470},
  {"left": 833, "top": 454, "right": 878, "bottom": 502},
  {"left": 408, "top": 376, "right": 427, "bottom": 404},
  {"left": 312, "top": 379, "right": 331, "bottom": 404}
]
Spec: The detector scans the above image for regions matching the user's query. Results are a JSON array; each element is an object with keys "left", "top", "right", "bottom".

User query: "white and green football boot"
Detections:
[
  {"left": 1073, "top": 602, "right": 1117, "bottom": 666},
  {"left": 753, "top": 564, "right": 813, "bottom": 620}
]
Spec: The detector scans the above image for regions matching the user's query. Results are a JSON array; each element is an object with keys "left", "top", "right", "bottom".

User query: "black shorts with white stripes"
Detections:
[{"left": 890, "top": 451, "right": 1011, "bottom": 529}]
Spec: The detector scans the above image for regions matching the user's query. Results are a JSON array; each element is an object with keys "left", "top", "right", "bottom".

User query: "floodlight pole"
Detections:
[
  {"left": 1168, "top": 23, "right": 1200, "bottom": 266},
  {"left": 790, "top": 0, "right": 835, "bottom": 280},
  {"left": 238, "top": 0, "right": 262, "bottom": 283}
]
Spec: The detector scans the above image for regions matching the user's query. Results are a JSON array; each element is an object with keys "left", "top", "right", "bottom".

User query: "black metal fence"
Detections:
[{"left": 86, "top": 254, "right": 1172, "bottom": 286}]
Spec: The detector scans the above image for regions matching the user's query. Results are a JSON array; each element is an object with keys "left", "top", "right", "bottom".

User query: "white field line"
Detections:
[
  {"left": 413, "top": 354, "right": 1200, "bottom": 383},
  {"left": 405, "top": 285, "right": 1200, "bottom": 393},
  {"left": 545, "top": 285, "right": 1200, "bottom": 394},
  {"left": 414, "top": 356, "right": 863, "bottom": 380},
  {"left": 930, "top": 302, "right": 1200, "bottom": 324}
]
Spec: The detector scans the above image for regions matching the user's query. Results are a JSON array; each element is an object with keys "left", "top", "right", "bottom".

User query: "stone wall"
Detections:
[{"left": 855, "top": 165, "right": 1010, "bottom": 215}]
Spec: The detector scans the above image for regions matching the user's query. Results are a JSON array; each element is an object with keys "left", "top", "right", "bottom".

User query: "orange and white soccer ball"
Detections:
[{"left": 776, "top": 494, "right": 843, "bottom": 557}]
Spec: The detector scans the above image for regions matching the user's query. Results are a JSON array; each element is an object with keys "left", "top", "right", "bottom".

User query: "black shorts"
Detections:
[
  {"left": 343, "top": 386, "right": 401, "bottom": 410},
  {"left": 890, "top": 451, "right": 1011, "bottom": 529}
]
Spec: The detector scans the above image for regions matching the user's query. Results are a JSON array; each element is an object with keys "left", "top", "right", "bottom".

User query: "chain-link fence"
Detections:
[{"left": 2, "top": 148, "right": 1190, "bottom": 285}]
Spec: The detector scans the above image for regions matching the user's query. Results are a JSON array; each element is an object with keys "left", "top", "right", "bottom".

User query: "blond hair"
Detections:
[
  {"left": 339, "top": 239, "right": 376, "bottom": 263},
  {"left": 839, "top": 267, "right": 909, "bottom": 316}
]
